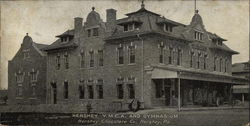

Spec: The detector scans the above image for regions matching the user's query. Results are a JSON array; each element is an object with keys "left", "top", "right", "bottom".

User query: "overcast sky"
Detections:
[{"left": 0, "top": 0, "right": 249, "bottom": 89}]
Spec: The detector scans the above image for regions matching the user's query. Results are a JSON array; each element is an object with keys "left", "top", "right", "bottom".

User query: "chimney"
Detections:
[
  {"left": 74, "top": 17, "right": 83, "bottom": 38},
  {"left": 106, "top": 9, "right": 117, "bottom": 32},
  {"left": 106, "top": 9, "right": 117, "bottom": 23}
]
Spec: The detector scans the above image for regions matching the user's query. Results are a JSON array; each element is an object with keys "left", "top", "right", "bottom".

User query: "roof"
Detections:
[
  {"left": 43, "top": 39, "right": 78, "bottom": 52},
  {"left": 233, "top": 85, "right": 249, "bottom": 93},
  {"left": 150, "top": 64, "right": 249, "bottom": 84},
  {"left": 232, "top": 61, "right": 250, "bottom": 73},
  {"left": 105, "top": 30, "right": 193, "bottom": 42},
  {"left": 209, "top": 43, "right": 239, "bottom": 54},
  {"left": 117, "top": 17, "right": 143, "bottom": 25},
  {"left": 207, "top": 32, "right": 227, "bottom": 41},
  {"left": 33, "top": 42, "right": 48, "bottom": 50},
  {"left": 156, "top": 16, "right": 186, "bottom": 27},
  {"left": 56, "top": 29, "right": 74, "bottom": 38},
  {"left": 126, "top": 6, "right": 160, "bottom": 17}
]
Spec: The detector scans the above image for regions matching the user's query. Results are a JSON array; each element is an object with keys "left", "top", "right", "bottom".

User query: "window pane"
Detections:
[
  {"left": 93, "top": 28, "right": 99, "bottom": 36},
  {"left": 118, "top": 47, "right": 124, "bottom": 64},
  {"left": 127, "top": 84, "right": 135, "bottom": 99},
  {"left": 117, "top": 84, "right": 123, "bottom": 99},
  {"left": 64, "top": 82, "right": 68, "bottom": 99},
  {"left": 98, "top": 50, "right": 104, "bottom": 66},
  {"left": 124, "top": 24, "right": 128, "bottom": 31},
  {"left": 80, "top": 52, "right": 85, "bottom": 68},
  {"left": 97, "top": 85, "right": 103, "bottom": 99},
  {"left": 88, "top": 85, "right": 94, "bottom": 99},
  {"left": 79, "top": 85, "right": 85, "bottom": 99},
  {"left": 129, "top": 46, "right": 135, "bottom": 64},
  {"left": 87, "top": 29, "right": 91, "bottom": 37}
]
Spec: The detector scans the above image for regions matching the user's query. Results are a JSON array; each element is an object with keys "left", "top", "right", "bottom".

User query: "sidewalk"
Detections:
[{"left": 124, "top": 105, "right": 249, "bottom": 114}]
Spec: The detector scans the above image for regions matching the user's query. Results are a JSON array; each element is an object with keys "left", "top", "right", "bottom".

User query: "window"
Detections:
[
  {"left": 225, "top": 59, "right": 228, "bottom": 72},
  {"left": 204, "top": 54, "right": 208, "bottom": 69},
  {"left": 217, "top": 40, "right": 222, "bottom": 46},
  {"left": 17, "top": 86, "right": 23, "bottom": 97},
  {"left": 98, "top": 50, "right": 104, "bottom": 66},
  {"left": 214, "top": 57, "right": 217, "bottom": 71},
  {"left": 197, "top": 52, "right": 201, "bottom": 69},
  {"left": 87, "top": 29, "right": 91, "bottom": 37},
  {"left": 87, "top": 85, "right": 94, "bottom": 99},
  {"left": 23, "top": 50, "right": 30, "bottom": 59},
  {"left": 159, "top": 43, "right": 164, "bottom": 64},
  {"left": 31, "top": 86, "right": 36, "bottom": 97},
  {"left": 177, "top": 49, "right": 182, "bottom": 65},
  {"left": 127, "top": 84, "right": 135, "bottom": 99},
  {"left": 93, "top": 28, "right": 99, "bottom": 36},
  {"left": 16, "top": 71, "right": 24, "bottom": 83},
  {"left": 61, "top": 37, "right": 68, "bottom": 42},
  {"left": 56, "top": 55, "right": 60, "bottom": 70},
  {"left": 80, "top": 51, "right": 85, "bottom": 68},
  {"left": 79, "top": 80, "right": 85, "bottom": 99},
  {"left": 219, "top": 58, "right": 222, "bottom": 72},
  {"left": 117, "top": 84, "right": 123, "bottom": 99},
  {"left": 64, "top": 81, "right": 68, "bottom": 99},
  {"left": 128, "top": 44, "right": 135, "bottom": 64},
  {"left": 89, "top": 50, "right": 94, "bottom": 67},
  {"left": 64, "top": 53, "right": 69, "bottom": 69},
  {"left": 30, "top": 69, "right": 38, "bottom": 82},
  {"left": 169, "top": 47, "right": 173, "bottom": 64},
  {"left": 164, "top": 23, "right": 172, "bottom": 32},
  {"left": 124, "top": 23, "right": 135, "bottom": 32},
  {"left": 195, "top": 31, "right": 203, "bottom": 40},
  {"left": 96, "top": 79, "right": 103, "bottom": 99},
  {"left": 190, "top": 51, "right": 194, "bottom": 67},
  {"left": 117, "top": 45, "right": 124, "bottom": 64}
]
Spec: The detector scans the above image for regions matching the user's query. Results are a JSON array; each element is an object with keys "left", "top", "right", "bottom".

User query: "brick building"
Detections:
[
  {"left": 8, "top": 34, "right": 48, "bottom": 105},
  {"left": 26, "top": 2, "right": 248, "bottom": 111}
]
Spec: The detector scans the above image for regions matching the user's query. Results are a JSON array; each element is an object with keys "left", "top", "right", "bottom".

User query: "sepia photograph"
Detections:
[{"left": 0, "top": 0, "right": 249, "bottom": 126}]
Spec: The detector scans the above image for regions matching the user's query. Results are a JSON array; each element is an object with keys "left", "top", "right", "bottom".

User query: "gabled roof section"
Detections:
[
  {"left": 32, "top": 42, "right": 48, "bottom": 56},
  {"left": 117, "top": 17, "right": 143, "bottom": 26},
  {"left": 156, "top": 16, "right": 186, "bottom": 27},
  {"left": 209, "top": 43, "right": 239, "bottom": 54},
  {"left": 125, "top": 1, "right": 160, "bottom": 17},
  {"left": 56, "top": 29, "right": 74, "bottom": 38},
  {"left": 42, "top": 39, "right": 78, "bottom": 52},
  {"left": 207, "top": 32, "right": 227, "bottom": 41}
]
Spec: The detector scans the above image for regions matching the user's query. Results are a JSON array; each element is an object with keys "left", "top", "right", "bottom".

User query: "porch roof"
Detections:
[
  {"left": 233, "top": 85, "right": 249, "bottom": 93},
  {"left": 150, "top": 65, "right": 249, "bottom": 84}
]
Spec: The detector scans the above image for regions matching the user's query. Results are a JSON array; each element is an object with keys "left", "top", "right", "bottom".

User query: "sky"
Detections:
[{"left": 0, "top": 0, "right": 249, "bottom": 89}]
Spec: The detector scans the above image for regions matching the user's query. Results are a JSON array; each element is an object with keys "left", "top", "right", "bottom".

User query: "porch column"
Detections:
[{"left": 178, "top": 78, "right": 181, "bottom": 111}]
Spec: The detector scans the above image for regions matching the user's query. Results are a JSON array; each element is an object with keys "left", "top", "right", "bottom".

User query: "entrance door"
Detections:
[
  {"left": 165, "top": 87, "right": 171, "bottom": 106},
  {"left": 51, "top": 83, "right": 57, "bottom": 104}
]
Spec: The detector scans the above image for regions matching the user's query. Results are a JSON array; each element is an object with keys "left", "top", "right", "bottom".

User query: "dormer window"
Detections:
[
  {"left": 194, "top": 31, "right": 203, "bottom": 40},
  {"left": 163, "top": 23, "right": 173, "bottom": 32},
  {"left": 123, "top": 23, "right": 140, "bottom": 32},
  {"left": 217, "top": 40, "right": 222, "bottom": 46},
  {"left": 61, "top": 37, "right": 69, "bottom": 43}
]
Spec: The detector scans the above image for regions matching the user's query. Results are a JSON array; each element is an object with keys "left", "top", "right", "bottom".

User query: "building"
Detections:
[
  {"left": 6, "top": 2, "right": 245, "bottom": 111},
  {"left": 0, "top": 89, "right": 7, "bottom": 105},
  {"left": 8, "top": 34, "right": 48, "bottom": 105},
  {"left": 232, "top": 61, "right": 250, "bottom": 79},
  {"left": 232, "top": 61, "right": 249, "bottom": 104}
]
